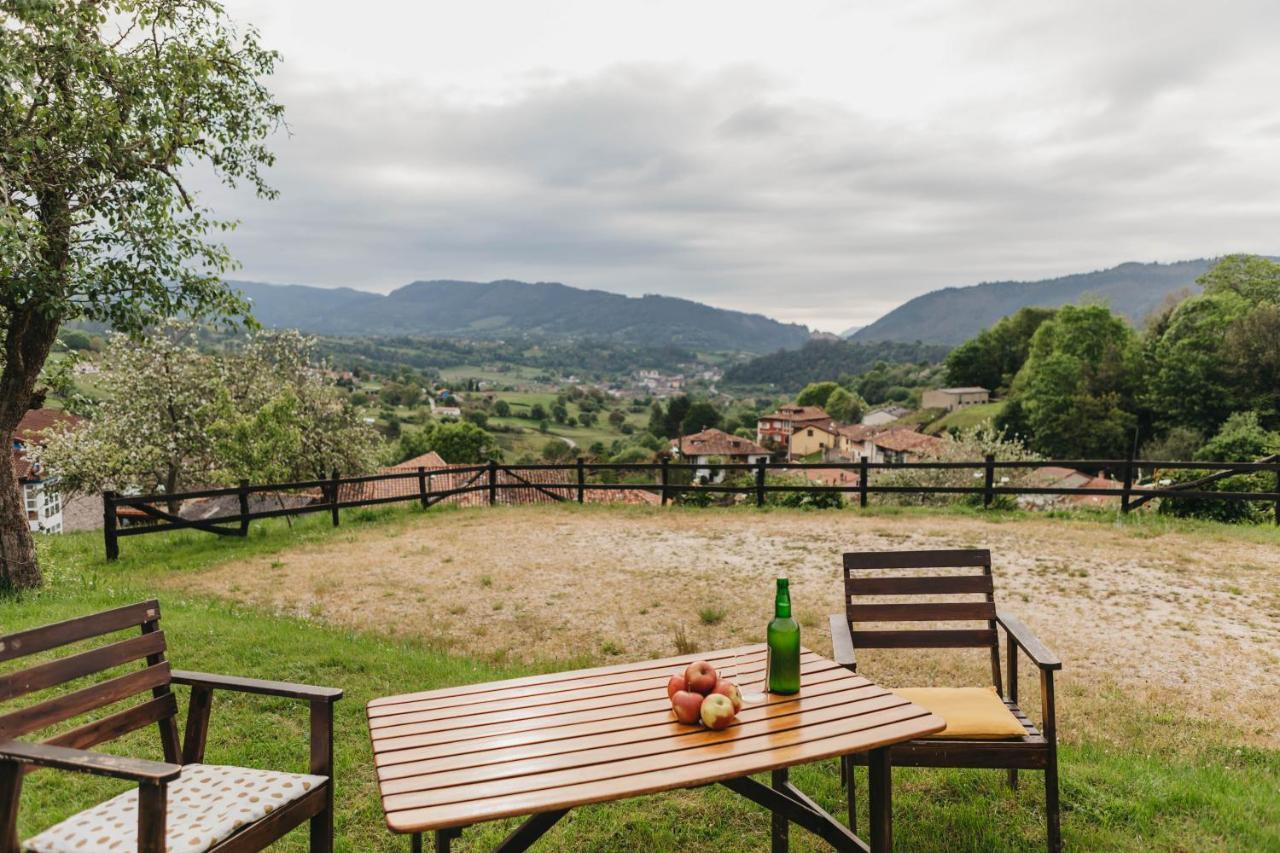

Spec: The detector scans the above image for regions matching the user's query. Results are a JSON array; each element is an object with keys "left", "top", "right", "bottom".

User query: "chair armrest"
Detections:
[
  {"left": 0, "top": 739, "right": 181, "bottom": 784},
  {"left": 828, "top": 614, "right": 857, "bottom": 670},
  {"left": 171, "top": 670, "right": 343, "bottom": 702},
  {"left": 996, "top": 609, "right": 1061, "bottom": 671}
]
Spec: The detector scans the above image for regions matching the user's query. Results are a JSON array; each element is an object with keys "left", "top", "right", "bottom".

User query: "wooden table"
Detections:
[{"left": 367, "top": 644, "right": 943, "bottom": 852}]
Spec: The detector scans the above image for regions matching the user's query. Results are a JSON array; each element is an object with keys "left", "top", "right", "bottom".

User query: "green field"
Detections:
[
  {"left": 437, "top": 364, "right": 548, "bottom": 384},
  {"left": 3, "top": 505, "right": 1277, "bottom": 850},
  {"left": 924, "top": 401, "right": 1006, "bottom": 435}
]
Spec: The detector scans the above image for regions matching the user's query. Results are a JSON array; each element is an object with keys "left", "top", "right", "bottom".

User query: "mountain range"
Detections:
[
  {"left": 848, "top": 259, "right": 1218, "bottom": 345},
  {"left": 232, "top": 279, "right": 812, "bottom": 354},
  {"left": 233, "top": 256, "right": 1254, "bottom": 354}
]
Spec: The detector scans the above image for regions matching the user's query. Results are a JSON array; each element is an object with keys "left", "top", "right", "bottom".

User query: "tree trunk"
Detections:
[
  {"left": 0, "top": 432, "right": 40, "bottom": 590},
  {"left": 165, "top": 466, "right": 180, "bottom": 516},
  {"left": 0, "top": 306, "right": 61, "bottom": 591}
]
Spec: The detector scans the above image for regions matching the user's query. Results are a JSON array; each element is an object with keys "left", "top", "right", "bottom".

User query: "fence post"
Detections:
[
  {"left": 1120, "top": 452, "right": 1134, "bottom": 514},
  {"left": 983, "top": 454, "right": 995, "bottom": 509},
  {"left": 103, "top": 491, "right": 119, "bottom": 561},
  {"left": 576, "top": 457, "right": 586, "bottom": 504},
  {"left": 329, "top": 469, "right": 340, "bottom": 527},
  {"left": 755, "top": 458, "right": 767, "bottom": 507},
  {"left": 488, "top": 459, "right": 498, "bottom": 506},
  {"left": 859, "top": 458, "right": 869, "bottom": 508},
  {"left": 1275, "top": 463, "right": 1279, "bottom": 526},
  {"left": 418, "top": 466, "right": 428, "bottom": 509},
  {"left": 660, "top": 458, "right": 670, "bottom": 506},
  {"left": 237, "top": 479, "right": 250, "bottom": 537}
]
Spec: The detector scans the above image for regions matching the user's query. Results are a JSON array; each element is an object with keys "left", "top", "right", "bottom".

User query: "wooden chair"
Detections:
[
  {"left": 0, "top": 600, "right": 342, "bottom": 852},
  {"left": 829, "top": 549, "right": 1062, "bottom": 852}
]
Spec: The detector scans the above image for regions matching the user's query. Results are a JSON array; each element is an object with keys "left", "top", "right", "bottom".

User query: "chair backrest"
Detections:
[
  {"left": 842, "top": 549, "right": 1002, "bottom": 689},
  {"left": 0, "top": 600, "right": 180, "bottom": 763}
]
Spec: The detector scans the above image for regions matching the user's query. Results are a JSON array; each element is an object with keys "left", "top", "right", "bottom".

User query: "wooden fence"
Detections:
[{"left": 102, "top": 456, "right": 1280, "bottom": 559}]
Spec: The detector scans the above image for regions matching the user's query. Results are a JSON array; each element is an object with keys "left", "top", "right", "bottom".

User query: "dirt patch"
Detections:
[{"left": 174, "top": 506, "right": 1280, "bottom": 746}]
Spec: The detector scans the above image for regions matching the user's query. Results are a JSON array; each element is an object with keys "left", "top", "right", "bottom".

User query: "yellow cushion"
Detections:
[{"left": 893, "top": 686, "right": 1027, "bottom": 740}]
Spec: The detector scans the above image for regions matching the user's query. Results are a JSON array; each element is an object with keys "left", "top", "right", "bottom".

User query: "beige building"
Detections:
[
  {"left": 756, "top": 405, "right": 833, "bottom": 447},
  {"left": 788, "top": 422, "right": 840, "bottom": 459},
  {"left": 921, "top": 387, "right": 990, "bottom": 411}
]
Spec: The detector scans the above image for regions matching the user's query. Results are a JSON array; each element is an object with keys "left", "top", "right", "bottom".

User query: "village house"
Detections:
[
  {"left": 861, "top": 405, "right": 912, "bottom": 426},
  {"left": 671, "top": 428, "right": 770, "bottom": 483},
  {"left": 921, "top": 386, "right": 991, "bottom": 411},
  {"left": 831, "top": 424, "right": 880, "bottom": 460},
  {"left": 428, "top": 395, "right": 462, "bottom": 419},
  {"left": 788, "top": 421, "right": 840, "bottom": 459},
  {"left": 11, "top": 409, "right": 79, "bottom": 534},
  {"left": 859, "top": 427, "right": 947, "bottom": 464},
  {"left": 755, "top": 405, "right": 833, "bottom": 448}
]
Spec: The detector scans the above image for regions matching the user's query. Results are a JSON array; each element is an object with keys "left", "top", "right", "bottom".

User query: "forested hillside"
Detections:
[
  {"left": 852, "top": 259, "right": 1217, "bottom": 344},
  {"left": 233, "top": 279, "right": 811, "bottom": 353},
  {"left": 723, "top": 338, "right": 951, "bottom": 389}
]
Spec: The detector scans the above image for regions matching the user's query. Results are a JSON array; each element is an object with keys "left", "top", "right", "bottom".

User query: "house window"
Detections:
[
  {"left": 43, "top": 488, "right": 61, "bottom": 518},
  {"left": 24, "top": 485, "right": 39, "bottom": 519}
]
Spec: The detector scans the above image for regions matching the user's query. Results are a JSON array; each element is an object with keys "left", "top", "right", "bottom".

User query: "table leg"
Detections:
[
  {"left": 771, "top": 768, "right": 789, "bottom": 853},
  {"left": 432, "top": 827, "right": 461, "bottom": 852},
  {"left": 410, "top": 833, "right": 421, "bottom": 853},
  {"left": 867, "top": 747, "right": 891, "bottom": 853},
  {"left": 495, "top": 809, "right": 569, "bottom": 851}
]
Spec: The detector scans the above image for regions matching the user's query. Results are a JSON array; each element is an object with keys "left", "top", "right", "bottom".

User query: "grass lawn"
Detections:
[
  {"left": 924, "top": 401, "right": 1006, "bottom": 435},
  {"left": 2, "top": 506, "right": 1277, "bottom": 850}
]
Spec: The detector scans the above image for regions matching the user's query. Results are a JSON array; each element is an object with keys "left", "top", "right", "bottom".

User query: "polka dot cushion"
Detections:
[{"left": 24, "top": 764, "right": 327, "bottom": 853}]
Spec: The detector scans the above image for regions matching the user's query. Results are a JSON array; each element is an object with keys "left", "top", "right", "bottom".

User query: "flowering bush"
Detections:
[{"left": 873, "top": 425, "right": 1041, "bottom": 508}]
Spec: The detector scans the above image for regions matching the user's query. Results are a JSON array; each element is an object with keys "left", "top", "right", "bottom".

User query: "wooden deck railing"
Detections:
[{"left": 101, "top": 457, "right": 1280, "bottom": 559}]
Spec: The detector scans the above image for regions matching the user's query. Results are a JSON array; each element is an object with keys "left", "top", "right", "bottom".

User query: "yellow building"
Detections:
[{"left": 788, "top": 422, "right": 839, "bottom": 459}]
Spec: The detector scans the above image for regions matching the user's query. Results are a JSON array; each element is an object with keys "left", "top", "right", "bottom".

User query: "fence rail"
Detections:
[{"left": 102, "top": 456, "right": 1280, "bottom": 559}]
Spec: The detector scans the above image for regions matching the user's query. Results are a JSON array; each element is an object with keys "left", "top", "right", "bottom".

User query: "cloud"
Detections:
[{"left": 192, "top": 1, "right": 1280, "bottom": 331}]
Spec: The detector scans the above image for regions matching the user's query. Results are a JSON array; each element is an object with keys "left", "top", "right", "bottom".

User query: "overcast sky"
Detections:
[{"left": 194, "top": 0, "right": 1280, "bottom": 332}]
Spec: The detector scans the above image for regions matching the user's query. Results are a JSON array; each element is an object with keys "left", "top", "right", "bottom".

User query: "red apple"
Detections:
[
  {"left": 712, "top": 680, "right": 743, "bottom": 712},
  {"left": 671, "top": 690, "right": 704, "bottom": 725},
  {"left": 667, "top": 673, "right": 687, "bottom": 700},
  {"left": 683, "top": 661, "right": 718, "bottom": 695},
  {"left": 700, "top": 693, "right": 736, "bottom": 730}
]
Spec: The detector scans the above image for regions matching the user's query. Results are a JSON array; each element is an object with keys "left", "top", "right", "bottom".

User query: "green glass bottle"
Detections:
[{"left": 766, "top": 578, "right": 801, "bottom": 694}]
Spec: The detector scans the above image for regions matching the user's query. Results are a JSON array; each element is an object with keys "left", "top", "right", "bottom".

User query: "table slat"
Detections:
[
  {"left": 375, "top": 677, "right": 881, "bottom": 779},
  {"left": 386, "top": 714, "right": 944, "bottom": 832}
]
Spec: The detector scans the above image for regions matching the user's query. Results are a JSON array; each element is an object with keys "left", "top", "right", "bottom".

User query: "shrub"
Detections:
[
  {"left": 1157, "top": 412, "right": 1278, "bottom": 523},
  {"left": 775, "top": 488, "right": 845, "bottom": 510},
  {"left": 698, "top": 607, "right": 726, "bottom": 625},
  {"left": 874, "top": 424, "right": 1040, "bottom": 507},
  {"left": 673, "top": 624, "right": 697, "bottom": 655}
]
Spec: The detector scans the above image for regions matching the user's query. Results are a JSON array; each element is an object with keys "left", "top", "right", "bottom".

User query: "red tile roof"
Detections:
[
  {"left": 15, "top": 409, "right": 81, "bottom": 445},
  {"left": 388, "top": 451, "right": 448, "bottom": 470},
  {"left": 675, "top": 428, "right": 769, "bottom": 458},
  {"left": 12, "top": 450, "right": 35, "bottom": 482},
  {"left": 835, "top": 424, "right": 878, "bottom": 441},
  {"left": 872, "top": 428, "right": 947, "bottom": 455}
]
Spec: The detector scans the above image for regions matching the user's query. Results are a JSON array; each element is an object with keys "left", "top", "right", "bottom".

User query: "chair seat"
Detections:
[
  {"left": 893, "top": 687, "right": 1027, "bottom": 739},
  {"left": 24, "top": 764, "right": 327, "bottom": 853}
]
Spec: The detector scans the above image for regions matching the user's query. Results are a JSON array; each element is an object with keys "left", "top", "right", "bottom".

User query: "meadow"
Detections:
[{"left": 3, "top": 504, "right": 1277, "bottom": 850}]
